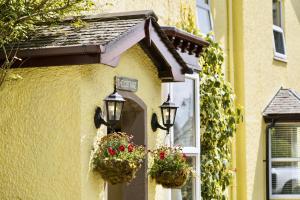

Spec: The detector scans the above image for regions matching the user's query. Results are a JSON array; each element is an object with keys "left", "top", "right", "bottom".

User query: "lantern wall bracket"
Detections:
[
  {"left": 151, "top": 113, "right": 170, "bottom": 134},
  {"left": 94, "top": 107, "right": 109, "bottom": 129}
]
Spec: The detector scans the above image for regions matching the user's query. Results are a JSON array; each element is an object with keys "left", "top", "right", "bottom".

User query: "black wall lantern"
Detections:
[
  {"left": 94, "top": 86, "right": 125, "bottom": 130},
  {"left": 151, "top": 94, "right": 178, "bottom": 134}
]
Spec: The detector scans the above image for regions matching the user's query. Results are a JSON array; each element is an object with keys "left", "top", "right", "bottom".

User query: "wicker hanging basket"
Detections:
[
  {"left": 149, "top": 146, "right": 192, "bottom": 188},
  {"left": 92, "top": 132, "right": 145, "bottom": 185},
  {"left": 153, "top": 169, "right": 190, "bottom": 188},
  {"left": 94, "top": 158, "right": 143, "bottom": 185}
]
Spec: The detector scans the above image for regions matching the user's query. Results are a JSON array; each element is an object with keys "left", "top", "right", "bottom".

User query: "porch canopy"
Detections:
[
  {"left": 263, "top": 87, "right": 300, "bottom": 122},
  {"left": 3, "top": 10, "right": 208, "bottom": 82}
]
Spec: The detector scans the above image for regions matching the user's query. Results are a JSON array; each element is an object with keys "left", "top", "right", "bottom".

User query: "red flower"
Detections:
[
  {"left": 159, "top": 151, "right": 165, "bottom": 160},
  {"left": 128, "top": 144, "right": 134, "bottom": 152},
  {"left": 118, "top": 145, "right": 125, "bottom": 152},
  {"left": 108, "top": 147, "right": 116, "bottom": 156}
]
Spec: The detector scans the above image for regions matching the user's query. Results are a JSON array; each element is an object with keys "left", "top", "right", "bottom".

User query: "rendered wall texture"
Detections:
[
  {"left": 0, "top": 67, "right": 82, "bottom": 200},
  {"left": 89, "top": 1, "right": 300, "bottom": 200},
  {"left": 0, "top": 45, "right": 165, "bottom": 200},
  {"left": 236, "top": 0, "right": 300, "bottom": 200},
  {"left": 79, "top": 45, "right": 164, "bottom": 200}
]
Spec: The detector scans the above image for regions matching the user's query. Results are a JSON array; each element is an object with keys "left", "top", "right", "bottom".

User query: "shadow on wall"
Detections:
[
  {"left": 251, "top": 120, "right": 267, "bottom": 200},
  {"left": 291, "top": 0, "right": 300, "bottom": 23},
  {"left": 272, "top": 60, "right": 287, "bottom": 68}
]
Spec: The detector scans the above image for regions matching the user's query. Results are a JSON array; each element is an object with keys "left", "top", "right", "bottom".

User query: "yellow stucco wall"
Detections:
[
  {"left": 93, "top": 0, "right": 192, "bottom": 25},
  {"left": 233, "top": 0, "right": 300, "bottom": 200},
  {"left": 89, "top": 1, "right": 300, "bottom": 200},
  {"left": 0, "top": 67, "right": 82, "bottom": 200},
  {"left": 4, "top": 0, "right": 300, "bottom": 199},
  {"left": 0, "top": 45, "right": 167, "bottom": 200}
]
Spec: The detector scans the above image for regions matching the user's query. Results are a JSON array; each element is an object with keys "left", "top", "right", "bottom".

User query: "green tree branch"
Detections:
[{"left": 0, "top": 0, "right": 94, "bottom": 87}]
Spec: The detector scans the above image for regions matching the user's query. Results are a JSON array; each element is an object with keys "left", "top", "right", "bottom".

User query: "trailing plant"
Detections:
[
  {"left": 92, "top": 132, "right": 145, "bottom": 184},
  {"left": 149, "top": 146, "right": 192, "bottom": 188},
  {"left": 176, "top": 3, "right": 242, "bottom": 200}
]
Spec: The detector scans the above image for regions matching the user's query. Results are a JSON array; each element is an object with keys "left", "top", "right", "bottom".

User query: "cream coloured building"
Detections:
[{"left": 1, "top": 0, "right": 300, "bottom": 200}]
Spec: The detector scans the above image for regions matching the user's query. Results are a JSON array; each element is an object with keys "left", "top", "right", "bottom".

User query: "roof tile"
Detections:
[
  {"left": 263, "top": 88, "right": 300, "bottom": 116},
  {"left": 18, "top": 18, "right": 144, "bottom": 49}
]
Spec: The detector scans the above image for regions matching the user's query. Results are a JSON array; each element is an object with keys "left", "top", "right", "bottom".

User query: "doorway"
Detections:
[{"left": 108, "top": 92, "right": 148, "bottom": 200}]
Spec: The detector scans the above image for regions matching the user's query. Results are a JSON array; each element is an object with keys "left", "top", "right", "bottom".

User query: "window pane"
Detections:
[
  {"left": 173, "top": 79, "right": 196, "bottom": 147},
  {"left": 273, "top": 30, "right": 285, "bottom": 55},
  {"left": 171, "top": 157, "right": 196, "bottom": 200},
  {"left": 272, "top": 161, "right": 300, "bottom": 195},
  {"left": 271, "top": 126, "right": 300, "bottom": 158},
  {"left": 273, "top": 0, "right": 281, "bottom": 27},
  {"left": 197, "top": 6, "right": 212, "bottom": 34}
]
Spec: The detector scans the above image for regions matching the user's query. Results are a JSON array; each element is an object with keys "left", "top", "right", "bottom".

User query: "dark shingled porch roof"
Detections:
[
  {"left": 3, "top": 10, "right": 209, "bottom": 82},
  {"left": 263, "top": 87, "right": 300, "bottom": 122},
  {"left": 17, "top": 12, "right": 150, "bottom": 49}
]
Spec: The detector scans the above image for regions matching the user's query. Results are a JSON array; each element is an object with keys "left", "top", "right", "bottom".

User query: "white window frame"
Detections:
[
  {"left": 272, "top": 0, "right": 287, "bottom": 61},
  {"left": 268, "top": 123, "right": 300, "bottom": 199},
  {"left": 196, "top": 0, "right": 214, "bottom": 35},
  {"left": 163, "top": 73, "right": 200, "bottom": 200}
]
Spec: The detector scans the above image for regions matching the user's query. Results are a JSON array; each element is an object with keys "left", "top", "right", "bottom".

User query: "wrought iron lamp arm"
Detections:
[
  {"left": 94, "top": 107, "right": 109, "bottom": 129},
  {"left": 151, "top": 113, "right": 171, "bottom": 134}
]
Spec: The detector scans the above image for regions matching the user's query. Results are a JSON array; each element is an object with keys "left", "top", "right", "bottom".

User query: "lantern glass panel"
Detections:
[
  {"left": 170, "top": 108, "right": 177, "bottom": 125},
  {"left": 107, "top": 101, "right": 116, "bottom": 121},
  {"left": 162, "top": 107, "right": 171, "bottom": 126},
  {"left": 115, "top": 102, "right": 124, "bottom": 121}
]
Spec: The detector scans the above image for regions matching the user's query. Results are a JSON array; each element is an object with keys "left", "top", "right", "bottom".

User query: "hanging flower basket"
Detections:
[
  {"left": 92, "top": 132, "right": 145, "bottom": 185},
  {"left": 149, "top": 146, "right": 192, "bottom": 188}
]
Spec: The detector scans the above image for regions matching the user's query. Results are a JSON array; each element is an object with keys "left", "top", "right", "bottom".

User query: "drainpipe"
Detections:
[
  {"left": 266, "top": 119, "right": 275, "bottom": 200},
  {"left": 226, "top": 0, "right": 236, "bottom": 199},
  {"left": 227, "top": 0, "right": 234, "bottom": 86}
]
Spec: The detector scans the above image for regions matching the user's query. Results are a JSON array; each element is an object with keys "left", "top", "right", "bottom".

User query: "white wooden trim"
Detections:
[
  {"left": 182, "top": 147, "right": 200, "bottom": 154},
  {"left": 271, "top": 158, "right": 300, "bottom": 162},
  {"left": 268, "top": 126, "right": 274, "bottom": 199},
  {"left": 167, "top": 74, "right": 201, "bottom": 200},
  {"left": 271, "top": 194, "right": 300, "bottom": 199},
  {"left": 196, "top": 0, "right": 213, "bottom": 34},
  {"left": 272, "top": 0, "right": 287, "bottom": 61},
  {"left": 268, "top": 124, "right": 300, "bottom": 199},
  {"left": 272, "top": 25, "right": 287, "bottom": 60}
]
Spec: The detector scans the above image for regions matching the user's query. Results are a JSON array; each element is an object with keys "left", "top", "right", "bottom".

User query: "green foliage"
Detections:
[
  {"left": 149, "top": 146, "right": 192, "bottom": 188},
  {"left": 0, "top": 0, "right": 94, "bottom": 46},
  {"left": 200, "top": 36, "right": 241, "bottom": 200},
  {"left": 93, "top": 132, "right": 145, "bottom": 163},
  {"left": 177, "top": 3, "right": 241, "bottom": 199},
  {"left": 92, "top": 132, "right": 146, "bottom": 184},
  {"left": 149, "top": 146, "right": 190, "bottom": 175},
  {"left": 0, "top": 0, "right": 94, "bottom": 87}
]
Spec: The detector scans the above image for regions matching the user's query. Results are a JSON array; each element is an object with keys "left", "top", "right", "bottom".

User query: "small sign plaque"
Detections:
[{"left": 115, "top": 76, "right": 138, "bottom": 92}]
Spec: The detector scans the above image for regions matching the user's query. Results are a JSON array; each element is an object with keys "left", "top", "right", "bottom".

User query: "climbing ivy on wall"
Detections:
[{"left": 176, "top": 3, "right": 241, "bottom": 200}]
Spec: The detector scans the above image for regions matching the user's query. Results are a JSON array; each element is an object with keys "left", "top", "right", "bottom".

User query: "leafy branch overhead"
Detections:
[
  {"left": 0, "top": 0, "right": 93, "bottom": 45},
  {"left": 0, "top": 0, "right": 94, "bottom": 87},
  {"left": 177, "top": 3, "right": 242, "bottom": 200}
]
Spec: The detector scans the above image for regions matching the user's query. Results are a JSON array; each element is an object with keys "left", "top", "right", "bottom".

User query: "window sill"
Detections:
[
  {"left": 270, "top": 195, "right": 300, "bottom": 199},
  {"left": 273, "top": 56, "right": 288, "bottom": 63}
]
